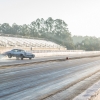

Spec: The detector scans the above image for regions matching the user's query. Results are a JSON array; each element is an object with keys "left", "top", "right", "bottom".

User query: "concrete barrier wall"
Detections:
[
  {"left": 90, "top": 89, "right": 100, "bottom": 100},
  {"left": 34, "top": 51, "right": 100, "bottom": 57},
  {"left": 74, "top": 80, "right": 100, "bottom": 100}
]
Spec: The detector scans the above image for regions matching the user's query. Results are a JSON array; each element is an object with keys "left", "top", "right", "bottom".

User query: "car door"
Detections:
[{"left": 16, "top": 50, "right": 22, "bottom": 57}]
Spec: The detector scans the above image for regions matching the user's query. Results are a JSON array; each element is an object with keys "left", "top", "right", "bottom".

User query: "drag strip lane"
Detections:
[{"left": 0, "top": 57, "right": 100, "bottom": 100}]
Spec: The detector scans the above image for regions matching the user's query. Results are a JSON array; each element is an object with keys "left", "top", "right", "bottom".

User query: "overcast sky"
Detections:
[{"left": 0, "top": 0, "right": 100, "bottom": 37}]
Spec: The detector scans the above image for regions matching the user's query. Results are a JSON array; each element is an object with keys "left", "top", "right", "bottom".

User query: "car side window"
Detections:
[
  {"left": 14, "top": 49, "right": 19, "bottom": 52},
  {"left": 15, "top": 50, "right": 18, "bottom": 52},
  {"left": 17, "top": 50, "right": 21, "bottom": 52},
  {"left": 12, "top": 49, "right": 15, "bottom": 52}
]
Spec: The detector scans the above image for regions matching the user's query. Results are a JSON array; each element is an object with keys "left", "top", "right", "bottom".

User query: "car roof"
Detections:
[{"left": 12, "top": 49, "right": 24, "bottom": 51}]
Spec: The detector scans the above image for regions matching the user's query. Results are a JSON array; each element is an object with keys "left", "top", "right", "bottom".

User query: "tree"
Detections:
[
  {"left": 0, "top": 23, "right": 11, "bottom": 34},
  {"left": 12, "top": 23, "right": 21, "bottom": 35}
]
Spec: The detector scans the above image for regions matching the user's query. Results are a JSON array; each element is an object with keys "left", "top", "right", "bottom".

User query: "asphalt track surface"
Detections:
[{"left": 0, "top": 56, "right": 100, "bottom": 100}]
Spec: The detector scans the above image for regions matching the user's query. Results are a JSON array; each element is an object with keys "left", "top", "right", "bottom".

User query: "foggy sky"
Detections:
[{"left": 0, "top": 0, "right": 100, "bottom": 37}]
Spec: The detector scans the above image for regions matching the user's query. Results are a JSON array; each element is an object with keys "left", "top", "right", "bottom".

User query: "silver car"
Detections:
[{"left": 3, "top": 49, "right": 35, "bottom": 60}]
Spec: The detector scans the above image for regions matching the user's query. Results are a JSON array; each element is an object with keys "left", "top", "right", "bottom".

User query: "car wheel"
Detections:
[
  {"left": 8, "top": 54, "right": 12, "bottom": 58},
  {"left": 32, "top": 55, "right": 35, "bottom": 58},
  {"left": 20, "top": 54, "right": 24, "bottom": 60},
  {"left": 29, "top": 58, "right": 32, "bottom": 60}
]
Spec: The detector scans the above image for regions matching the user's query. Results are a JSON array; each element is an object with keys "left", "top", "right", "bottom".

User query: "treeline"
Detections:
[
  {"left": 73, "top": 36, "right": 100, "bottom": 51},
  {"left": 0, "top": 17, "right": 100, "bottom": 51}
]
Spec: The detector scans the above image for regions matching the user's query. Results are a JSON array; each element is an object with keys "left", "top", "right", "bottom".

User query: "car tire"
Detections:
[
  {"left": 20, "top": 54, "right": 24, "bottom": 60},
  {"left": 8, "top": 54, "right": 12, "bottom": 58},
  {"left": 29, "top": 58, "right": 32, "bottom": 60},
  {"left": 32, "top": 55, "right": 35, "bottom": 58}
]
